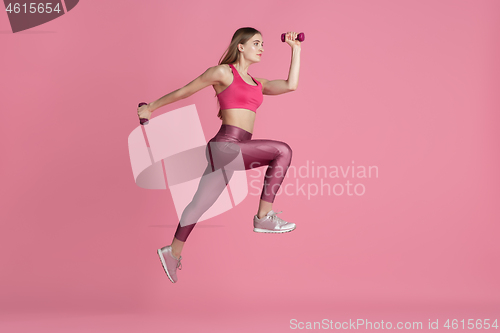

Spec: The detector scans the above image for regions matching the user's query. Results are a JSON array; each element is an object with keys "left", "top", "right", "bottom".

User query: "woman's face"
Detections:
[{"left": 240, "top": 34, "right": 264, "bottom": 62}]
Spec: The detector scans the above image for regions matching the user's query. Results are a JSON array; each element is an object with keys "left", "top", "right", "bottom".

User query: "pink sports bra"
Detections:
[{"left": 217, "top": 63, "right": 264, "bottom": 113}]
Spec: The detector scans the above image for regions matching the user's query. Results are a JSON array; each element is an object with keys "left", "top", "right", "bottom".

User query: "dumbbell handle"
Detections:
[
  {"left": 281, "top": 32, "right": 305, "bottom": 42},
  {"left": 138, "top": 102, "right": 149, "bottom": 125}
]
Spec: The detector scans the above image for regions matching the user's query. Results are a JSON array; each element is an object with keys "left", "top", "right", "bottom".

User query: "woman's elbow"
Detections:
[{"left": 177, "top": 87, "right": 191, "bottom": 99}]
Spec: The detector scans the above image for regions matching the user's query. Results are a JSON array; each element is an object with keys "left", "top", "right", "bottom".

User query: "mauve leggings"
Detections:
[{"left": 174, "top": 124, "right": 292, "bottom": 242}]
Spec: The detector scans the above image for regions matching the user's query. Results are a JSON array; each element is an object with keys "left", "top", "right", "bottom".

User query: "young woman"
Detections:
[{"left": 137, "top": 27, "right": 301, "bottom": 283}]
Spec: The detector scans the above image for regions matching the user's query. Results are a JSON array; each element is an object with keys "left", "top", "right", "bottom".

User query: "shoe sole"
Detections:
[
  {"left": 157, "top": 249, "right": 175, "bottom": 283},
  {"left": 253, "top": 226, "right": 296, "bottom": 233}
]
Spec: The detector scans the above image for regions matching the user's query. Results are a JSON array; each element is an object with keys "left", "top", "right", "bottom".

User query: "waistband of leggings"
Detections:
[{"left": 215, "top": 124, "right": 252, "bottom": 141}]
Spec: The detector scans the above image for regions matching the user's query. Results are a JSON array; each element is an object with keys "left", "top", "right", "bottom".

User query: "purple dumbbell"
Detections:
[
  {"left": 138, "top": 102, "right": 149, "bottom": 125},
  {"left": 281, "top": 32, "right": 305, "bottom": 42}
]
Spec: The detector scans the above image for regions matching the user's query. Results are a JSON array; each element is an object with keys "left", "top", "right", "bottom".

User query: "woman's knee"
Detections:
[{"left": 278, "top": 142, "right": 293, "bottom": 161}]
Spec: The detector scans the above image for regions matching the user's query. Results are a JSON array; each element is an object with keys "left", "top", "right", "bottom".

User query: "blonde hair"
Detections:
[{"left": 215, "top": 27, "right": 262, "bottom": 119}]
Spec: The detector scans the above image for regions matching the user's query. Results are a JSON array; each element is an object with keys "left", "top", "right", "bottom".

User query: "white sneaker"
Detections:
[
  {"left": 253, "top": 210, "right": 296, "bottom": 233},
  {"left": 157, "top": 245, "right": 182, "bottom": 283}
]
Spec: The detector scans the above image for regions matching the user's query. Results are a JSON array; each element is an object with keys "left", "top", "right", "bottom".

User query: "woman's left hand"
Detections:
[{"left": 284, "top": 31, "right": 301, "bottom": 48}]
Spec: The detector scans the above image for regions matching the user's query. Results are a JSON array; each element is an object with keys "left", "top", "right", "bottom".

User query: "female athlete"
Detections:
[{"left": 137, "top": 27, "right": 302, "bottom": 283}]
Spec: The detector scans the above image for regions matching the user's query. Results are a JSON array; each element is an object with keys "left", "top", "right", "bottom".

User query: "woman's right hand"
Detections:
[{"left": 137, "top": 103, "right": 152, "bottom": 121}]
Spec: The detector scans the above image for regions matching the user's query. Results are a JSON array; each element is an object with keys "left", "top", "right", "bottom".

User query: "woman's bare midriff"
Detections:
[{"left": 221, "top": 108, "right": 256, "bottom": 134}]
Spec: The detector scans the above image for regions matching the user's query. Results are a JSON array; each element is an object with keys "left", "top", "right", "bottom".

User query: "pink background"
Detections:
[{"left": 1, "top": 0, "right": 499, "bottom": 332}]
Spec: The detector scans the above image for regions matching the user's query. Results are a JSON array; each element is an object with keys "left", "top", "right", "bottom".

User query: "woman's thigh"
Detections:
[{"left": 206, "top": 137, "right": 291, "bottom": 171}]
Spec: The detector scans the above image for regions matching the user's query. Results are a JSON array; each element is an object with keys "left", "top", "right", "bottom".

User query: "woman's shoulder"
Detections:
[
  {"left": 200, "top": 64, "right": 228, "bottom": 81},
  {"left": 214, "top": 63, "right": 233, "bottom": 74},
  {"left": 205, "top": 64, "right": 230, "bottom": 79},
  {"left": 209, "top": 64, "right": 233, "bottom": 89}
]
